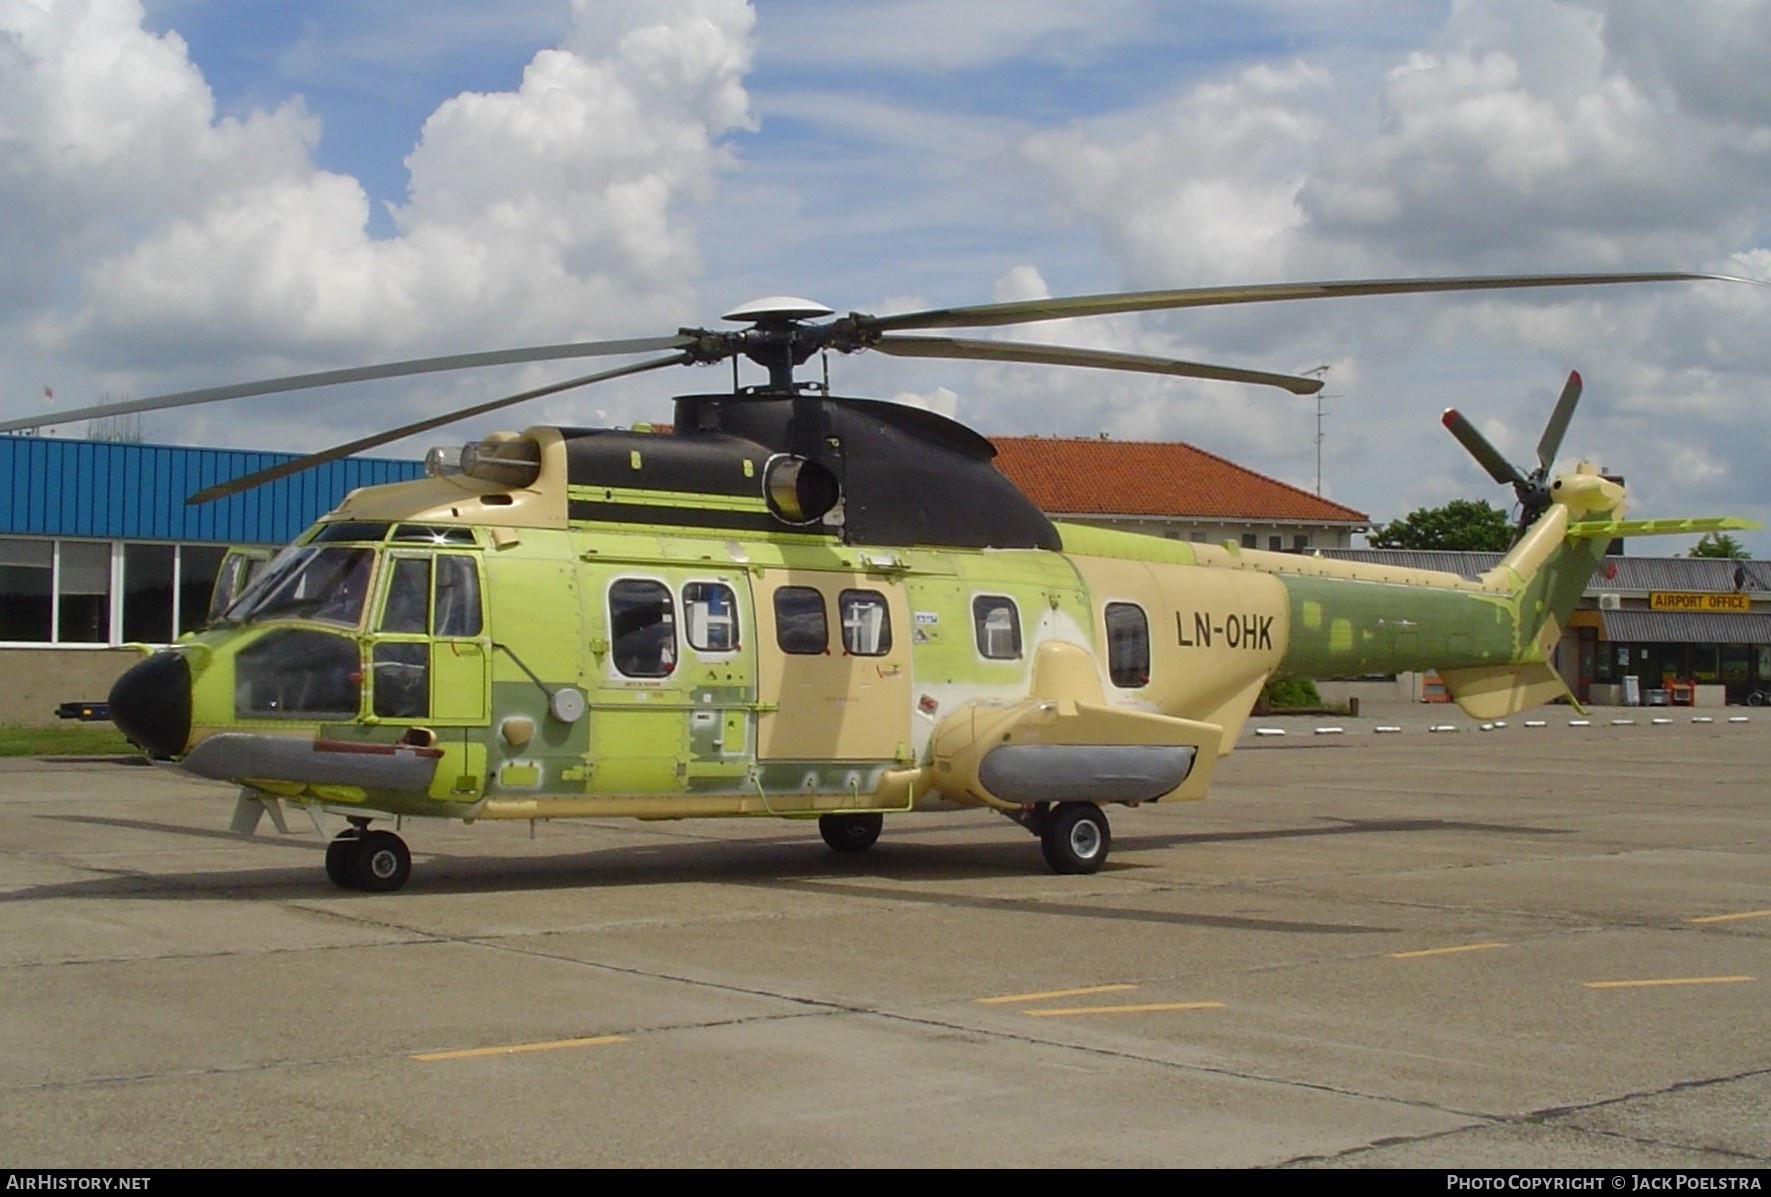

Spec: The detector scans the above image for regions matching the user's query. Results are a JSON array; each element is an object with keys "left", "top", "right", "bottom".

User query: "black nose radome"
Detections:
[{"left": 108, "top": 651, "right": 192, "bottom": 759}]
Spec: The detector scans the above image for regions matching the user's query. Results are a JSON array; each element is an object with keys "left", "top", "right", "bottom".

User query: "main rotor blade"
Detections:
[
  {"left": 1442, "top": 408, "right": 1528, "bottom": 488},
  {"left": 861, "top": 272, "right": 1737, "bottom": 334},
  {"left": 869, "top": 335, "right": 1324, "bottom": 395},
  {"left": 0, "top": 333, "right": 696, "bottom": 435},
  {"left": 1535, "top": 370, "right": 1583, "bottom": 475},
  {"left": 185, "top": 352, "right": 692, "bottom": 505}
]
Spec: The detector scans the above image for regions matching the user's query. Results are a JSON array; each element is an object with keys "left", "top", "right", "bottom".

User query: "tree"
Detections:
[
  {"left": 1689, "top": 532, "right": 1750, "bottom": 559},
  {"left": 1369, "top": 498, "right": 1514, "bottom": 552}
]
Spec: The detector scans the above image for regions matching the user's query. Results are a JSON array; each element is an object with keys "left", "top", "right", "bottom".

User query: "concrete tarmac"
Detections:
[{"left": 1, "top": 703, "right": 1767, "bottom": 1168}]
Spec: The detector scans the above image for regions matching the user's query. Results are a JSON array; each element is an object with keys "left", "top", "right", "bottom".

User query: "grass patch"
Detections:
[{"left": 0, "top": 723, "right": 141, "bottom": 757}]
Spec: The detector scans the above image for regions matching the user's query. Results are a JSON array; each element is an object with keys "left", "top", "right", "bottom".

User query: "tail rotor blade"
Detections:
[
  {"left": 1443, "top": 408, "right": 1528, "bottom": 487},
  {"left": 1535, "top": 370, "right": 1583, "bottom": 475}
]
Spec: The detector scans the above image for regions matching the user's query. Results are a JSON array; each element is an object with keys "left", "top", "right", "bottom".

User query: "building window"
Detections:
[
  {"left": 178, "top": 545, "right": 228, "bottom": 635},
  {"left": 0, "top": 539, "right": 53, "bottom": 642},
  {"left": 0, "top": 537, "right": 292, "bottom": 646},
  {"left": 1268, "top": 535, "right": 1282, "bottom": 552},
  {"left": 122, "top": 543, "right": 175, "bottom": 643},
  {"left": 1293, "top": 534, "right": 1310, "bottom": 552},
  {"left": 57, "top": 541, "right": 111, "bottom": 643},
  {"left": 1241, "top": 533, "right": 1257, "bottom": 549}
]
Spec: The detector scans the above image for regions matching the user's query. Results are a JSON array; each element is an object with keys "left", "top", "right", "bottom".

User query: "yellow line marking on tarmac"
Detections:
[
  {"left": 976, "top": 983, "right": 1139, "bottom": 1005},
  {"left": 1388, "top": 942, "right": 1507, "bottom": 959},
  {"left": 1689, "top": 910, "right": 1771, "bottom": 924},
  {"left": 413, "top": 1035, "right": 628, "bottom": 1061},
  {"left": 1582, "top": 976, "right": 1755, "bottom": 990},
  {"left": 1024, "top": 1002, "right": 1225, "bottom": 1018}
]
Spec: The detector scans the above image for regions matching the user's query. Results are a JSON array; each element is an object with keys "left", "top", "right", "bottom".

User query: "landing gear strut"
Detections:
[{"left": 325, "top": 820, "right": 413, "bottom": 893}]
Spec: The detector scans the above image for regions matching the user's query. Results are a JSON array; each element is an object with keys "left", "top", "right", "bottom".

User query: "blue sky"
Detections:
[{"left": 5, "top": 0, "right": 1770, "bottom": 550}]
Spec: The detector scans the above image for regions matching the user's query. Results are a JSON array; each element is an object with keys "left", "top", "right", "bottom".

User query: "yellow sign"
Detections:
[{"left": 1649, "top": 591, "right": 1752, "bottom": 612}]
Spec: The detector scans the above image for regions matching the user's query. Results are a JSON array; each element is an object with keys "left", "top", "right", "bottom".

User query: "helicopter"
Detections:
[{"left": 1, "top": 271, "right": 1752, "bottom": 892}]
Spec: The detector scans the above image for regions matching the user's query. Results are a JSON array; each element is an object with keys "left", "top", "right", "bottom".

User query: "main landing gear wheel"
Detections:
[
  {"left": 819, "top": 812, "right": 884, "bottom": 852},
  {"left": 1040, "top": 802, "right": 1111, "bottom": 875},
  {"left": 325, "top": 827, "right": 413, "bottom": 893},
  {"left": 324, "top": 831, "right": 360, "bottom": 888}
]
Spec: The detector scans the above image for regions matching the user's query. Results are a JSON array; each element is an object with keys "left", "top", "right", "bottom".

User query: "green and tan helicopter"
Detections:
[{"left": 3, "top": 272, "right": 1752, "bottom": 891}]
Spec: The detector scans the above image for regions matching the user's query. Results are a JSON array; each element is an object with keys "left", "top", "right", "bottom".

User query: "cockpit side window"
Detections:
[
  {"left": 379, "top": 557, "right": 431, "bottom": 634},
  {"left": 610, "top": 579, "right": 677, "bottom": 678},
  {"left": 434, "top": 555, "right": 483, "bottom": 637}
]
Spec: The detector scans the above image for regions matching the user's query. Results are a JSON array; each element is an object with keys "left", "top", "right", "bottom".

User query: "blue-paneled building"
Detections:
[{"left": 1, "top": 435, "right": 422, "bottom": 648}]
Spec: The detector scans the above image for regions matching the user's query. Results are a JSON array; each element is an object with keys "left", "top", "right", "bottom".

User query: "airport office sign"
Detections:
[{"left": 1649, "top": 592, "right": 1752, "bottom": 612}]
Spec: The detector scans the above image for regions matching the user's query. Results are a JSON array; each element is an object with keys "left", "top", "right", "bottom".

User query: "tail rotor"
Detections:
[{"left": 1442, "top": 370, "right": 1582, "bottom": 530}]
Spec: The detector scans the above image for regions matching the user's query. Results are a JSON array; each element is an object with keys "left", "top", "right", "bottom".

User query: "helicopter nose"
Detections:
[{"left": 108, "top": 651, "right": 192, "bottom": 759}]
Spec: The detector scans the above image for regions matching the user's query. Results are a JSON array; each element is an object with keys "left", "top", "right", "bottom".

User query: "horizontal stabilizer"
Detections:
[{"left": 1566, "top": 516, "right": 1758, "bottom": 541}]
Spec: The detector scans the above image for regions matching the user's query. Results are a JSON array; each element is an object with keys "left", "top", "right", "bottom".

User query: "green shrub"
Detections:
[{"left": 1261, "top": 677, "right": 1322, "bottom": 709}]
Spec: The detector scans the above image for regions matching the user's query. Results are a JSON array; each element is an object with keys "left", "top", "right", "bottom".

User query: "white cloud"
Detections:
[
  {"left": 749, "top": 0, "right": 1157, "bottom": 73},
  {"left": 5, "top": 0, "right": 755, "bottom": 429},
  {"left": 1023, "top": 61, "right": 1331, "bottom": 286},
  {"left": 995, "top": 0, "right": 1770, "bottom": 540}
]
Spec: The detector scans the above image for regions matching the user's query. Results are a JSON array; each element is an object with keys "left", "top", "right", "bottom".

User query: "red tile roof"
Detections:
[{"left": 989, "top": 435, "right": 1368, "bottom": 524}]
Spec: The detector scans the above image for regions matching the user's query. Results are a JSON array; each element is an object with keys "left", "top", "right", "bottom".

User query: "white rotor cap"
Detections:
[{"left": 722, "top": 296, "right": 834, "bottom": 323}]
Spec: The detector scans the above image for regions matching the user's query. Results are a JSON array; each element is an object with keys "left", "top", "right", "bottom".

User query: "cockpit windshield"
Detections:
[{"left": 222, "top": 545, "right": 376, "bottom": 628}]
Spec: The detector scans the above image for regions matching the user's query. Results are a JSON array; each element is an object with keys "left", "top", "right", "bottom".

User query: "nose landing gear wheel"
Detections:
[
  {"left": 1040, "top": 802, "right": 1110, "bottom": 874},
  {"left": 819, "top": 811, "right": 884, "bottom": 852}
]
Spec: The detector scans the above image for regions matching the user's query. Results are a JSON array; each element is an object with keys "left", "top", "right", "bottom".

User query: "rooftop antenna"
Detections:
[{"left": 1301, "top": 365, "right": 1332, "bottom": 495}]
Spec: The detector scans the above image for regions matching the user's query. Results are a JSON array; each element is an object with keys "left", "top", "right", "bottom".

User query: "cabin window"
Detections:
[
  {"left": 684, "top": 582, "right": 739, "bottom": 652},
  {"left": 839, "top": 589, "right": 892, "bottom": 656},
  {"left": 434, "top": 555, "right": 483, "bottom": 637},
  {"left": 610, "top": 579, "right": 677, "bottom": 677},
  {"left": 972, "top": 595, "right": 1022, "bottom": 660},
  {"left": 774, "top": 587, "right": 828, "bottom": 655},
  {"left": 1105, "top": 602, "right": 1150, "bottom": 688}
]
